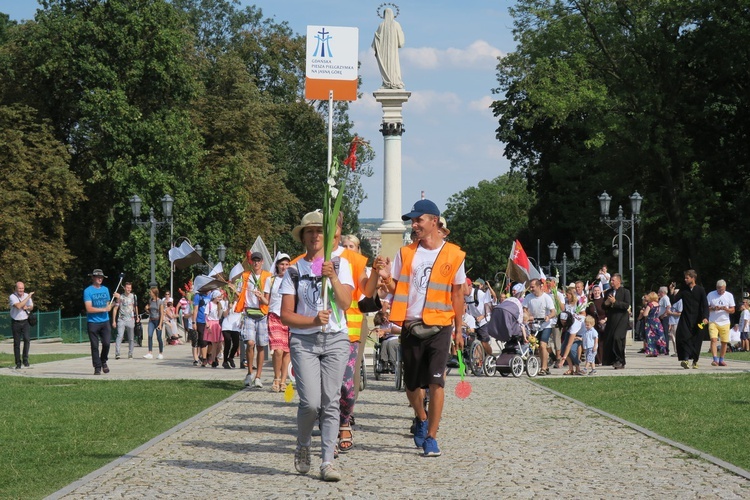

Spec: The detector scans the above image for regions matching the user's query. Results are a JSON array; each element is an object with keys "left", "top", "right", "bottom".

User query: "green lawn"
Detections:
[
  {"left": 535, "top": 373, "right": 750, "bottom": 472},
  {"left": 0, "top": 352, "right": 87, "bottom": 368},
  {"left": 0, "top": 377, "right": 242, "bottom": 499},
  {"left": 700, "top": 350, "right": 750, "bottom": 362}
]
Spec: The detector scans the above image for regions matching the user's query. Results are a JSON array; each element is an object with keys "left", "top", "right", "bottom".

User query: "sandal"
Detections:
[
  {"left": 271, "top": 379, "right": 280, "bottom": 392},
  {"left": 337, "top": 425, "right": 354, "bottom": 453},
  {"left": 563, "top": 370, "right": 574, "bottom": 375}
]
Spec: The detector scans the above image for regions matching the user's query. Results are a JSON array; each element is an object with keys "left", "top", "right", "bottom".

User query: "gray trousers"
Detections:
[
  {"left": 115, "top": 319, "right": 135, "bottom": 357},
  {"left": 290, "top": 331, "right": 349, "bottom": 464}
]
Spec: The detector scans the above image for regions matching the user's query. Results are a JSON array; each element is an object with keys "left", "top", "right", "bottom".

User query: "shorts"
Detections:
[
  {"left": 741, "top": 332, "right": 749, "bottom": 341},
  {"left": 585, "top": 347, "right": 596, "bottom": 364},
  {"left": 241, "top": 315, "right": 269, "bottom": 346},
  {"left": 476, "top": 324, "right": 490, "bottom": 343},
  {"left": 401, "top": 325, "right": 452, "bottom": 392},
  {"left": 538, "top": 327, "right": 553, "bottom": 344},
  {"left": 708, "top": 322, "right": 730, "bottom": 343},
  {"left": 267, "top": 312, "right": 290, "bottom": 352}
]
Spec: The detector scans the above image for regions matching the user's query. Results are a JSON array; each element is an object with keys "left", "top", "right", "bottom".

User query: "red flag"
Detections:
[{"left": 506, "top": 240, "right": 531, "bottom": 284}]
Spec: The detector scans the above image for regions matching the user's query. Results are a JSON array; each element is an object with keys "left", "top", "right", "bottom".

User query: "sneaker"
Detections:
[
  {"left": 244, "top": 374, "right": 253, "bottom": 386},
  {"left": 128, "top": 353, "right": 133, "bottom": 359},
  {"left": 23, "top": 361, "right": 29, "bottom": 367},
  {"left": 157, "top": 353, "right": 164, "bottom": 360},
  {"left": 94, "top": 368, "right": 101, "bottom": 375},
  {"left": 422, "top": 436, "right": 442, "bottom": 457},
  {"left": 320, "top": 462, "right": 341, "bottom": 482},
  {"left": 253, "top": 377, "right": 263, "bottom": 388},
  {"left": 413, "top": 419, "right": 428, "bottom": 448},
  {"left": 102, "top": 363, "right": 110, "bottom": 374},
  {"left": 115, "top": 354, "right": 121, "bottom": 360},
  {"left": 718, "top": 361, "right": 727, "bottom": 367},
  {"left": 680, "top": 360, "right": 689, "bottom": 369},
  {"left": 581, "top": 368, "right": 588, "bottom": 374},
  {"left": 294, "top": 445, "right": 311, "bottom": 474},
  {"left": 589, "top": 369, "right": 597, "bottom": 375},
  {"left": 692, "top": 361, "right": 699, "bottom": 369},
  {"left": 143, "top": 353, "right": 153, "bottom": 359},
  {"left": 15, "top": 363, "right": 22, "bottom": 370},
  {"left": 223, "top": 361, "right": 231, "bottom": 369},
  {"left": 228, "top": 359, "right": 235, "bottom": 368},
  {"left": 193, "top": 360, "right": 199, "bottom": 366}
]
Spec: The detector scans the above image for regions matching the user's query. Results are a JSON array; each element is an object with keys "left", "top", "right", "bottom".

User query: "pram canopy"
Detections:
[{"left": 487, "top": 300, "right": 523, "bottom": 342}]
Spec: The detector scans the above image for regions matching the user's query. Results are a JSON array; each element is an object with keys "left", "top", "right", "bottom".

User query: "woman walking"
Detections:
[
  {"left": 264, "top": 253, "right": 292, "bottom": 392},
  {"left": 203, "top": 290, "right": 224, "bottom": 367},
  {"left": 143, "top": 286, "right": 164, "bottom": 360},
  {"left": 641, "top": 291, "right": 667, "bottom": 356},
  {"left": 280, "top": 210, "right": 353, "bottom": 482}
]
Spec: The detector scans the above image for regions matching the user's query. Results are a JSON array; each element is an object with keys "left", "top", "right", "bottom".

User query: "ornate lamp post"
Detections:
[
  {"left": 547, "top": 241, "right": 582, "bottom": 286},
  {"left": 598, "top": 191, "right": 642, "bottom": 309},
  {"left": 194, "top": 244, "right": 226, "bottom": 273},
  {"left": 129, "top": 194, "right": 173, "bottom": 288}
]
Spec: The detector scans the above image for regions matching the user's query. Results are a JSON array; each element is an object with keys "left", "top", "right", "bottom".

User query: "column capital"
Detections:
[{"left": 380, "top": 122, "right": 405, "bottom": 136}]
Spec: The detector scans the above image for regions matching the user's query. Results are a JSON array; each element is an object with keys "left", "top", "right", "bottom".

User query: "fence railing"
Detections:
[{"left": 0, "top": 311, "right": 92, "bottom": 343}]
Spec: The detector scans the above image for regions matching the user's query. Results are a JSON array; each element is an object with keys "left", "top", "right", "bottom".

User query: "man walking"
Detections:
[
  {"left": 112, "top": 282, "right": 139, "bottom": 360},
  {"left": 522, "top": 279, "right": 557, "bottom": 375},
  {"left": 669, "top": 269, "right": 709, "bottom": 369},
  {"left": 384, "top": 199, "right": 466, "bottom": 457},
  {"left": 602, "top": 273, "right": 631, "bottom": 369},
  {"left": 657, "top": 286, "right": 671, "bottom": 355},
  {"left": 83, "top": 269, "right": 118, "bottom": 375},
  {"left": 9, "top": 281, "right": 34, "bottom": 369},
  {"left": 235, "top": 251, "right": 272, "bottom": 387},
  {"left": 706, "top": 279, "right": 734, "bottom": 366}
]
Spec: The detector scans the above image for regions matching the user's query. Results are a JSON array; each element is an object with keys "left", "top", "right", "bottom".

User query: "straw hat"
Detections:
[{"left": 291, "top": 210, "right": 323, "bottom": 242}]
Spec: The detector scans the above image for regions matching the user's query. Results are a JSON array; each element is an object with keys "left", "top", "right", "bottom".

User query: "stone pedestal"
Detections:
[{"left": 373, "top": 88, "right": 411, "bottom": 259}]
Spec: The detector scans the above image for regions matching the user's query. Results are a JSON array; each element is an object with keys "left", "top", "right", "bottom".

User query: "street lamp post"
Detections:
[
  {"left": 194, "top": 244, "right": 227, "bottom": 273},
  {"left": 547, "top": 241, "right": 582, "bottom": 286},
  {"left": 129, "top": 194, "right": 173, "bottom": 288},
  {"left": 598, "top": 191, "right": 642, "bottom": 309}
]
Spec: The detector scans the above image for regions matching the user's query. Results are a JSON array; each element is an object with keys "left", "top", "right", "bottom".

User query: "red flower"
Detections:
[{"left": 343, "top": 136, "right": 361, "bottom": 171}]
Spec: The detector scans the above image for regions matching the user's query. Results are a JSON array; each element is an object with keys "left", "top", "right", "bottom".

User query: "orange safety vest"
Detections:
[
  {"left": 234, "top": 269, "right": 272, "bottom": 315},
  {"left": 390, "top": 241, "right": 465, "bottom": 327},
  {"left": 341, "top": 248, "right": 368, "bottom": 342}
]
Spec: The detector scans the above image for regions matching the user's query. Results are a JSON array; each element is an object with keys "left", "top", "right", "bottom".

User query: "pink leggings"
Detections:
[{"left": 339, "top": 341, "right": 359, "bottom": 426}]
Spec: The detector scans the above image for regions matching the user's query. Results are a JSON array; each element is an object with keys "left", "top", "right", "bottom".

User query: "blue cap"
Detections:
[{"left": 401, "top": 199, "right": 440, "bottom": 221}]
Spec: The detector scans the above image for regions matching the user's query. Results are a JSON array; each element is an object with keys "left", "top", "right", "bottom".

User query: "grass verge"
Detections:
[
  {"left": 0, "top": 352, "right": 87, "bottom": 369},
  {"left": 535, "top": 373, "right": 750, "bottom": 471},
  {"left": 0, "top": 377, "right": 242, "bottom": 499}
]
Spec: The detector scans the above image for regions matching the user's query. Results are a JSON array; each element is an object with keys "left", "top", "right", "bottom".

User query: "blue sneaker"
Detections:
[
  {"left": 413, "top": 419, "right": 428, "bottom": 448},
  {"left": 422, "top": 436, "right": 441, "bottom": 457}
]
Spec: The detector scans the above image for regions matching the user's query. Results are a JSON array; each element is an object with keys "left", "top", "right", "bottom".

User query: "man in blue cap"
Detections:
[{"left": 381, "top": 199, "right": 466, "bottom": 457}]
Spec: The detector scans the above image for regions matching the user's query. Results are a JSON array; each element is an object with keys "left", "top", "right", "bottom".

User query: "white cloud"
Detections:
[
  {"left": 469, "top": 95, "right": 495, "bottom": 113},
  {"left": 408, "top": 90, "right": 462, "bottom": 114},
  {"left": 402, "top": 40, "right": 504, "bottom": 70}
]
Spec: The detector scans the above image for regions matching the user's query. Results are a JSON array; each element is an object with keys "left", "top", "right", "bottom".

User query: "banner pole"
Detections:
[{"left": 322, "top": 90, "right": 334, "bottom": 321}]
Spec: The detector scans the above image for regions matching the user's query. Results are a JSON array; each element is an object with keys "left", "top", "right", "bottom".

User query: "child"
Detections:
[{"left": 582, "top": 315, "right": 599, "bottom": 375}]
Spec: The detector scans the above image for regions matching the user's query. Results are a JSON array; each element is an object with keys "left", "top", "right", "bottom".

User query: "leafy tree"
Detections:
[
  {"left": 493, "top": 0, "right": 750, "bottom": 292},
  {"left": 443, "top": 173, "right": 536, "bottom": 281},
  {"left": 0, "top": 104, "right": 84, "bottom": 308}
]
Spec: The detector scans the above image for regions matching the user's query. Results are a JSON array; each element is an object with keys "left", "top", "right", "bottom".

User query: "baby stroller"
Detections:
[{"left": 484, "top": 301, "right": 540, "bottom": 377}]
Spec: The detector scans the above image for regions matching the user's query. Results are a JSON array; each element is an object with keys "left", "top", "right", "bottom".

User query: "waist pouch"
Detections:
[
  {"left": 404, "top": 320, "right": 442, "bottom": 339},
  {"left": 245, "top": 308, "right": 265, "bottom": 319}
]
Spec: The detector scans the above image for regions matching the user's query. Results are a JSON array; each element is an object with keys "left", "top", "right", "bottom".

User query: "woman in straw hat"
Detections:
[{"left": 280, "top": 210, "right": 354, "bottom": 482}]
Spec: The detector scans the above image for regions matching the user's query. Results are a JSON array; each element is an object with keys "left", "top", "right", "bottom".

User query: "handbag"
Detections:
[
  {"left": 27, "top": 311, "right": 37, "bottom": 327},
  {"left": 404, "top": 320, "right": 442, "bottom": 339}
]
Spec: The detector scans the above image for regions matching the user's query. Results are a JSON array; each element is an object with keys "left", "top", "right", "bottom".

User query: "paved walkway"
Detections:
[{"left": 3, "top": 340, "right": 750, "bottom": 498}]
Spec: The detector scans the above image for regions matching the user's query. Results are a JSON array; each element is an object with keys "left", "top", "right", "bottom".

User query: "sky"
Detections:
[{"left": 1, "top": 0, "right": 518, "bottom": 219}]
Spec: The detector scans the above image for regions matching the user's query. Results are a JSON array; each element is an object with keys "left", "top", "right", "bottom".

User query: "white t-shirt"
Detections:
[
  {"left": 669, "top": 299, "right": 682, "bottom": 326},
  {"left": 462, "top": 312, "right": 476, "bottom": 332},
  {"left": 465, "top": 288, "right": 488, "bottom": 326},
  {"left": 279, "top": 256, "right": 354, "bottom": 335},
  {"left": 707, "top": 290, "right": 735, "bottom": 326},
  {"left": 263, "top": 274, "right": 284, "bottom": 316},
  {"left": 222, "top": 300, "right": 243, "bottom": 332},
  {"left": 730, "top": 326, "right": 742, "bottom": 343},
  {"left": 9, "top": 293, "right": 33, "bottom": 321},
  {"left": 740, "top": 309, "right": 750, "bottom": 332},
  {"left": 523, "top": 293, "right": 556, "bottom": 329},
  {"left": 205, "top": 299, "right": 222, "bottom": 321},
  {"left": 242, "top": 272, "right": 265, "bottom": 309},
  {"left": 598, "top": 271, "right": 610, "bottom": 287},
  {"left": 391, "top": 242, "right": 466, "bottom": 322}
]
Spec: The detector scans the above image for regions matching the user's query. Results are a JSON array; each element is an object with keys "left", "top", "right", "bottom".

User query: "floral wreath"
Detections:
[{"left": 377, "top": 3, "right": 400, "bottom": 19}]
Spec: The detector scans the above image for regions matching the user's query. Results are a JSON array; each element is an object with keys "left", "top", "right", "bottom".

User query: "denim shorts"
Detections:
[{"left": 538, "top": 327, "right": 553, "bottom": 343}]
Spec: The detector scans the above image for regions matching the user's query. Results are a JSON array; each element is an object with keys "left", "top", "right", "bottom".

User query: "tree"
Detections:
[
  {"left": 0, "top": 104, "right": 84, "bottom": 308},
  {"left": 493, "top": 0, "right": 750, "bottom": 292},
  {"left": 443, "top": 173, "right": 536, "bottom": 281}
]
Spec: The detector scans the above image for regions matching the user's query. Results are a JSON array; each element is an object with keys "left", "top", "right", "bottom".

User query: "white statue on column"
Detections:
[{"left": 372, "top": 5, "right": 405, "bottom": 89}]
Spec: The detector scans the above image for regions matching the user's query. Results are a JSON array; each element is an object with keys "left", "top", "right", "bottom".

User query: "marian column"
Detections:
[{"left": 373, "top": 5, "right": 409, "bottom": 259}]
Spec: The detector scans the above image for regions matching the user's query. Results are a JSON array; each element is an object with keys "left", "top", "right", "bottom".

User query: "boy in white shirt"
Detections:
[{"left": 581, "top": 315, "right": 599, "bottom": 375}]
